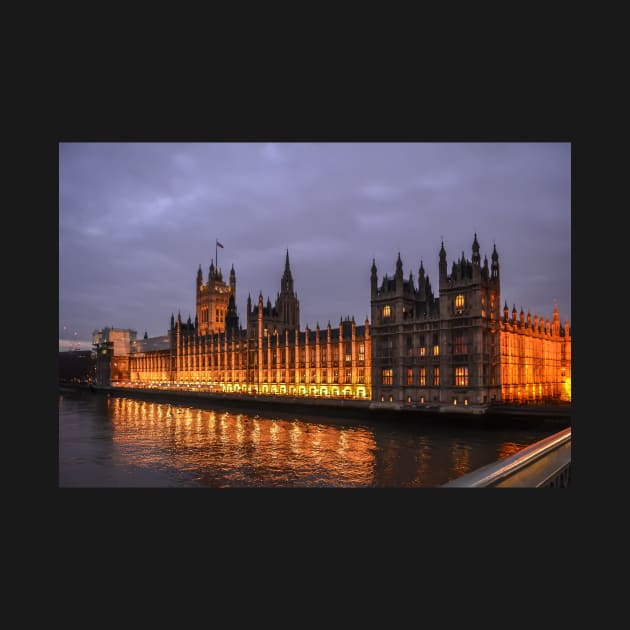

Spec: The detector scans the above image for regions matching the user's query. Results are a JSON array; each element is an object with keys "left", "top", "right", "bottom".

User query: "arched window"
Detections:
[{"left": 455, "top": 294, "right": 465, "bottom": 314}]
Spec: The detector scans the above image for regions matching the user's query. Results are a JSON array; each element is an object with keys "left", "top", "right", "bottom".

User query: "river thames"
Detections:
[{"left": 59, "top": 390, "right": 556, "bottom": 487}]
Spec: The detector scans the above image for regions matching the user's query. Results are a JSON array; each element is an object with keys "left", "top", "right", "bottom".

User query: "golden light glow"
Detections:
[
  {"left": 455, "top": 294, "right": 465, "bottom": 314},
  {"left": 454, "top": 367, "right": 469, "bottom": 386},
  {"left": 563, "top": 377, "right": 571, "bottom": 399},
  {"left": 497, "top": 441, "right": 525, "bottom": 460},
  {"left": 106, "top": 398, "right": 377, "bottom": 486},
  {"left": 500, "top": 315, "right": 571, "bottom": 402},
  {"left": 102, "top": 273, "right": 570, "bottom": 410}
]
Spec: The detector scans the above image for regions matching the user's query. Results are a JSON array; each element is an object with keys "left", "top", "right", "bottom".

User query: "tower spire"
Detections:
[
  {"left": 491, "top": 242, "right": 499, "bottom": 279},
  {"left": 370, "top": 258, "right": 378, "bottom": 297},
  {"left": 280, "top": 249, "right": 294, "bottom": 295},
  {"left": 439, "top": 239, "right": 447, "bottom": 281},
  {"left": 197, "top": 264, "right": 203, "bottom": 293},
  {"left": 472, "top": 232, "right": 480, "bottom": 265}
]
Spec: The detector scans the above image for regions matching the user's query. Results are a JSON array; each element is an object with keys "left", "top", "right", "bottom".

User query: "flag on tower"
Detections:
[{"left": 216, "top": 240, "right": 224, "bottom": 248}]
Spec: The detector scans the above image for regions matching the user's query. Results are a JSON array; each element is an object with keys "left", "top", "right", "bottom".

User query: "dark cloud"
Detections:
[{"left": 59, "top": 142, "right": 571, "bottom": 345}]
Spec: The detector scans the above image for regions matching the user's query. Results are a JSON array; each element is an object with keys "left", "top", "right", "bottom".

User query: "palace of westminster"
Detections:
[{"left": 93, "top": 234, "right": 571, "bottom": 406}]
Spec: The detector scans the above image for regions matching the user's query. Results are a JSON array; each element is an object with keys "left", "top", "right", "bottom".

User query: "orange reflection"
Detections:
[
  {"left": 107, "top": 397, "right": 377, "bottom": 486},
  {"left": 497, "top": 441, "right": 525, "bottom": 460},
  {"left": 450, "top": 444, "right": 472, "bottom": 479}
]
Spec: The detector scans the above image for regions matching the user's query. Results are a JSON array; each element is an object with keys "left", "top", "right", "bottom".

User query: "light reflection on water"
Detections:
[{"left": 59, "top": 392, "right": 552, "bottom": 488}]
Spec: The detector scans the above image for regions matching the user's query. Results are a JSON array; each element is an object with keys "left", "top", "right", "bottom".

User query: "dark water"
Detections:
[{"left": 59, "top": 390, "right": 554, "bottom": 487}]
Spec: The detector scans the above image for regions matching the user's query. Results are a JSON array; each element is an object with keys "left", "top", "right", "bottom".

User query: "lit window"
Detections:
[
  {"left": 455, "top": 367, "right": 469, "bottom": 386},
  {"left": 383, "top": 305, "right": 391, "bottom": 318},
  {"left": 455, "top": 294, "right": 465, "bottom": 314},
  {"left": 358, "top": 368, "right": 364, "bottom": 383},
  {"left": 358, "top": 343, "right": 365, "bottom": 361},
  {"left": 382, "top": 368, "right": 393, "bottom": 385},
  {"left": 418, "top": 335, "right": 425, "bottom": 356},
  {"left": 419, "top": 367, "right": 426, "bottom": 386},
  {"left": 433, "top": 367, "right": 440, "bottom": 386},
  {"left": 433, "top": 345, "right": 440, "bottom": 356},
  {"left": 407, "top": 368, "right": 413, "bottom": 385}
]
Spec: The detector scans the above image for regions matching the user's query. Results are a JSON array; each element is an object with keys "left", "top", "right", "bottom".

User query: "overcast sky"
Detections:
[{"left": 59, "top": 142, "right": 571, "bottom": 349}]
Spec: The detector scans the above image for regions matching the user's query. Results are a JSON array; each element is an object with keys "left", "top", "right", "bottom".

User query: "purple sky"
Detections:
[{"left": 59, "top": 142, "right": 571, "bottom": 349}]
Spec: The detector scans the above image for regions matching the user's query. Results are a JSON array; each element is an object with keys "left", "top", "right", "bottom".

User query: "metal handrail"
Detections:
[{"left": 442, "top": 427, "right": 571, "bottom": 487}]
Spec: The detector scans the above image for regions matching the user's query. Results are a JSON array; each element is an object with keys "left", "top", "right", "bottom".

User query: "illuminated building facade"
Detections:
[
  {"left": 370, "top": 234, "right": 571, "bottom": 406},
  {"left": 95, "top": 252, "right": 372, "bottom": 400},
  {"left": 93, "top": 237, "right": 570, "bottom": 406},
  {"left": 499, "top": 303, "right": 571, "bottom": 402},
  {"left": 196, "top": 259, "right": 235, "bottom": 336}
]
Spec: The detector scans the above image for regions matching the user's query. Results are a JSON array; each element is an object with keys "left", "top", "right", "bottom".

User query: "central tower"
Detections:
[
  {"left": 247, "top": 249, "right": 300, "bottom": 336},
  {"left": 195, "top": 260, "right": 236, "bottom": 336}
]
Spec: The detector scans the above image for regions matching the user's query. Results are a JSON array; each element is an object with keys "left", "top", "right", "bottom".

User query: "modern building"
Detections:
[{"left": 92, "top": 327, "right": 138, "bottom": 385}]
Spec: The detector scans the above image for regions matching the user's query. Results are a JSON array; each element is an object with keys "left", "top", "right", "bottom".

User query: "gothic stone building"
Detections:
[
  {"left": 94, "top": 237, "right": 570, "bottom": 407},
  {"left": 95, "top": 251, "right": 372, "bottom": 400},
  {"left": 370, "top": 234, "right": 571, "bottom": 406}
]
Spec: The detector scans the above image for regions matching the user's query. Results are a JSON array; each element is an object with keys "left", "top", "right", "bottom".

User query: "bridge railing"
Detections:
[{"left": 442, "top": 427, "right": 571, "bottom": 488}]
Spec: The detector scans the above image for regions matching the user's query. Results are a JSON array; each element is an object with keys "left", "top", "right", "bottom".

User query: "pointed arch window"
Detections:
[{"left": 455, "top": 294, "right": 465, "bottom": 315}]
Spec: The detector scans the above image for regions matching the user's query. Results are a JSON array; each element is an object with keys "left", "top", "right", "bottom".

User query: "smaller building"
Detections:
[{"left": 92, "top": 327, "right": 137, "bottom": 385}]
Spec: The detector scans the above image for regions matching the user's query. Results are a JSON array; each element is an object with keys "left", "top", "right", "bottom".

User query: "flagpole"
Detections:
[{"left": 216, "top": 240, "right": 218, "bottom": 273}]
